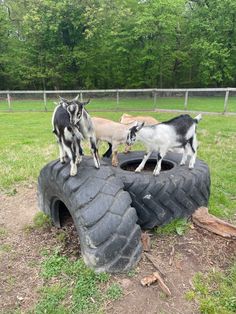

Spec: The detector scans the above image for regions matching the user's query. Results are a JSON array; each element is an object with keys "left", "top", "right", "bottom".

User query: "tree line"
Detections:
[{"left": 0, "top": 0, "right": 236, "bottom": 90}]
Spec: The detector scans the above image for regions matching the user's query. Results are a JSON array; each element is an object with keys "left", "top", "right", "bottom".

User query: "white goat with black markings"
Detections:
[
  {"left": 126, "top": 114, "right": 202, "bottom": 176},
  {"left": 120, "top": 113, "right": 159, "bottom": 153},
  {"left": 52, "top": 96, "right": 100, "bottom": 176}
]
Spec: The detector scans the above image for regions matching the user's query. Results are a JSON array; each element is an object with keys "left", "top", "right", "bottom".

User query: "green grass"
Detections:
[
  {"left": 155, "top": 218, "right": 191, "bottom": 236},
  {"left": 0, "top": 110, "right": 235, "bottom": 221},
  {"left": 186, "top": 264, "right": 236, "bottom": 314},
  {"left": 0, "top": 227, "right": 8, "bottom": 239},
  {"left": 28, "top": 250, "right": 119, "bottom": 313},
  {"left": 0, "top": 96, "right": 236, "bottom": 112}
]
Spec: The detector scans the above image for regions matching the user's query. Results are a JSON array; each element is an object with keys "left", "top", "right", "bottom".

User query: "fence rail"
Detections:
[{"left": 1, "top": 88, "right": 236, "bottom": 113}]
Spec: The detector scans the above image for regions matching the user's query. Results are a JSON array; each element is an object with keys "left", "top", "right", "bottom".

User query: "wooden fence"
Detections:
[{"left": 0, "top": 88, "right": 236, "bottom": 113}]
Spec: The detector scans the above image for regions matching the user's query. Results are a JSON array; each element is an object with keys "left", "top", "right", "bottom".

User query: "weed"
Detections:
[
  {"left": 31, "top": 284, "right": 69, "bottom": 314},
  {"left": 106, "top": 283, "right": 123, "bottom": 301},
  {"left": 127, "top": 269, "right": 138, "bottom": 277},
  {"left": 0, "top": 227, "right": 7, "bottom": 239},
  {"left": 41, "top": 251, "right": 68, "bottom": 279},
  {"left": 185, "top": 290, "right": 196, "bottom": 301},
  {"left": 24, "top": 212, "right": 51, "bottom": 233},
  {"left": 0, "top": 243, "right": 12, "bottom": 253},
  {"left": 5, "top": 275, "right": 16, "bottom": 292},
  {"left": 33, "top": 212, "right": 51, "bottom": 229},
  {"left": 6, "top": 188, "right": 17, "bottom": 196},
  {"left": 186, "top": 264, "right": 236, "bottom": 313},
  {"left": 154, "top": 218, "right": 190, "bottom": 236},
  {"left": 56, "top": 231, "right": 67, "bottom": 244}
]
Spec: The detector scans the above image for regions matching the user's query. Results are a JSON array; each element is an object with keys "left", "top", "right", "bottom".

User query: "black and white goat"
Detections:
[
  {"left": 126, "top": 114, "right": 202, "bottom": 176},
  {"left": 52, "top": 96, "right": 100, "bottom": 176}
]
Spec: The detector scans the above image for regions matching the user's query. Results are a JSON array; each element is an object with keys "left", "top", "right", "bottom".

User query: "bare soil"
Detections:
[{"left": 0, "top": 186, "right": 236, "bottom": 313}]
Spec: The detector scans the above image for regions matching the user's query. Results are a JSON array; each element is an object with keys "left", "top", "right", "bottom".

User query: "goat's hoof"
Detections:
[
  {"left": 135, "top": 168, "right": 141, "bottom": 173},
  {"left": 112, "top": 163, "right": 118, "bottom": 167},
  {"left": 76, "top": 157, "right": 82, "bottom": 164},
  {"left": 180, "top": 162, "right": 185, "bottom": 166}
]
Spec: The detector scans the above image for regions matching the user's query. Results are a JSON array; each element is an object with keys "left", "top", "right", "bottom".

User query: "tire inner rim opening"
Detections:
[{"left": 120, "top": 159, "right": 175, "bottom": 172}]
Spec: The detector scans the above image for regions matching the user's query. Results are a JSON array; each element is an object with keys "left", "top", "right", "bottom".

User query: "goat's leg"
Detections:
[
  {"left": 189, "top": 134, "right": 198, "bottom": 169},
  {"left": 153, "top": 151, "right": 166, "bottom": 176},
  {"left": 111, "top": 143, "right": 119, "bottom": 167},
  {"left": 75, "top": 139, "right": 82, "bottom": 165},
  {"left": 103, "top": 142, "right": 112, "bottom": 158},
  {"left": 56, "top": 136, "right": 66, "bottom": 164},
  {"left": 89, "top": 136, "right": 100, "bottom": 169},
  {"left": 135, "top": 151, "right": 152, "bottom": 173},
  {"left": 62, "top": 140, "right": 77, "bottom": 176},
  {"left": 180, "top": 145, "right": 188, "bottom": 166},
  {"left": 124, "top": 144, "right": 131, "bottom": 154}
]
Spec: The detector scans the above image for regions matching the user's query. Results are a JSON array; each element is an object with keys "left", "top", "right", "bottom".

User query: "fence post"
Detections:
[
  {"left": 43, "top": 91, "right": 47, "bottom": 111},
  {"left": 184, "top": 90, "right": 188, "bottom": 110},
  {"left": 7, "top": 92, "right": 11, "bottom": 111},
  {"left": 80, "top": 92, "right": 83, "bottom": 102},
  {"left": 223, "top": 88, "right": 229, "bottom": 114},
  {"left": 116, "top": 90, "right": 119, "bottom": 110},
  {"left": 153, "top": 89, "right": 157, "bottom": 110}
]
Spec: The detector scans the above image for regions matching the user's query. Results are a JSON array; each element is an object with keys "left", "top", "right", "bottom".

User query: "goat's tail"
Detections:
[{"left": 194, "top": 114, "right": 202, "bottom": 123}]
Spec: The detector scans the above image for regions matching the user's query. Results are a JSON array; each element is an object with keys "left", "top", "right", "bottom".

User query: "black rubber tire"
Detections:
[
  {"left": 108, "top": 151, "right": 211, "bottom": 229},
  {"left": 37, "top": 157, "right": 142, "bottom": 273}
]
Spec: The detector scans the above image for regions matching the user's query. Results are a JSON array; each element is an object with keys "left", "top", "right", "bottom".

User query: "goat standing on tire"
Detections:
[
  {"left": 52, "top": 96, "right": 100, "bottom": 176},
  {"left": 126, "top": 114, "right": 202, "bottom": 176}
]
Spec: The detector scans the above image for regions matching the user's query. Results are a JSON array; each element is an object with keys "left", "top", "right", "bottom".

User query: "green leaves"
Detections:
[{"left": 0, "top": 0, "right": 236, "bottom": 89}]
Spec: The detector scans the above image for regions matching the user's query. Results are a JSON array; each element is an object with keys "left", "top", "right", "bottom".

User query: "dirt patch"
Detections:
[
  {"left": 106, "top": 229, "right": 236, "bottom": 314},
  {"left": 0, "top": 186, "right": 236, "bottom": 313}
]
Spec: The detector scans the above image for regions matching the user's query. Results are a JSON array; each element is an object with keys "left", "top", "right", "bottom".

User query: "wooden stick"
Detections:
[
  {"left": 144, "top": 253, "right": 165, "bottom": 277},
  {"left": 153, "top": 272, "right": 171, "bottom": 297}
]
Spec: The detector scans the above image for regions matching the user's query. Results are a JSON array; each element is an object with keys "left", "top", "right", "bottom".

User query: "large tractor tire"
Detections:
[
  {"left": 110, "top": 151, "right": 211, "bottom": 229},
  {"left": 38, "top": 157, "right": 142, "bottom": 273}
]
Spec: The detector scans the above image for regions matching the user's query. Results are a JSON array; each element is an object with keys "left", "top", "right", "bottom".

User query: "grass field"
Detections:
[
  {"left": 0, "top": 110, "right": 235, "bottom": 220},
  {"left": 0, "top": 109, "right": 236, "bottom": 313},
  {"left": 0, "top": 96, "right": 236, "bottom": 113}
]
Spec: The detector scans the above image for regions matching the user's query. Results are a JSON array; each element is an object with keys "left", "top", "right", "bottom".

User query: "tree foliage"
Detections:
[{"left": 0, "top": 0, "right": 236, "bottom": 89}]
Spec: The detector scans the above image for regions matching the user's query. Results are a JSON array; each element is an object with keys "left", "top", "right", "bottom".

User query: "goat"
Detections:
[
  {"left": 120, "top": 113, "right": 158, "bottom": 125},
  {"left": 120, "top": 113, "right": 159, "bottom": 153},
  {"left": 91, "top": 117, "right": 137, "bottom": 166},
  {"left": 52, "top": 96, "right": 100, "bottom": 176},
  {"left": 126, "top": 114, "right": 202, "bottom": 176}
]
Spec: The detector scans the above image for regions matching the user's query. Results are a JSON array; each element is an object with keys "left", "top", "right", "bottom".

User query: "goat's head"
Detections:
[
  {"left": 59, "top": 96, "right": 90, "bottom": 125},
  {"left": 126, "top": 121, "right": 144, "bottom": 146}
]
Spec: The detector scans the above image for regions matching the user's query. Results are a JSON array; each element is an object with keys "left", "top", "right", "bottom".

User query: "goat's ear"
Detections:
[
  {"left": 136, "top": 121, "right": 145, "bottom": 132},
  {"left": 82, "top": 99, "right": 90, "bottom": 106},
  {"left": 59, "top": 96, "right": 68, "bottom": 103},
  {"left": 59, "top": 96, "right": 69, "bottom": 109}
]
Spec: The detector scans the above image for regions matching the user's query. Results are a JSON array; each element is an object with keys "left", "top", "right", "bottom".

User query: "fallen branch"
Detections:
[
  {"left": 141, "top": 232, "right": 151, "bottom": 252},
  {"left": 141, "top": 272, "right": 171, "bottom": 296},
  {"left": 192, "top": 207, "right": 236, "bottom": 239},
  {"left": 144, "top": 252, "right": 165, "bottom": 277},
  {"left": 169, "top": 245, "right": 175, "bottom": 266}
]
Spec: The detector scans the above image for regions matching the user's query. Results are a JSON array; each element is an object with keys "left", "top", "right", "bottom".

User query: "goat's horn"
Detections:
[{"left": 73, "top": 94, "right": 80, "bottom": 101}]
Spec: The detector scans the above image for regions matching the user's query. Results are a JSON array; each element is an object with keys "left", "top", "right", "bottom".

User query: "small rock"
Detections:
[{"left": 120, "top": 278, "right": 132, "bottom": 289}]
